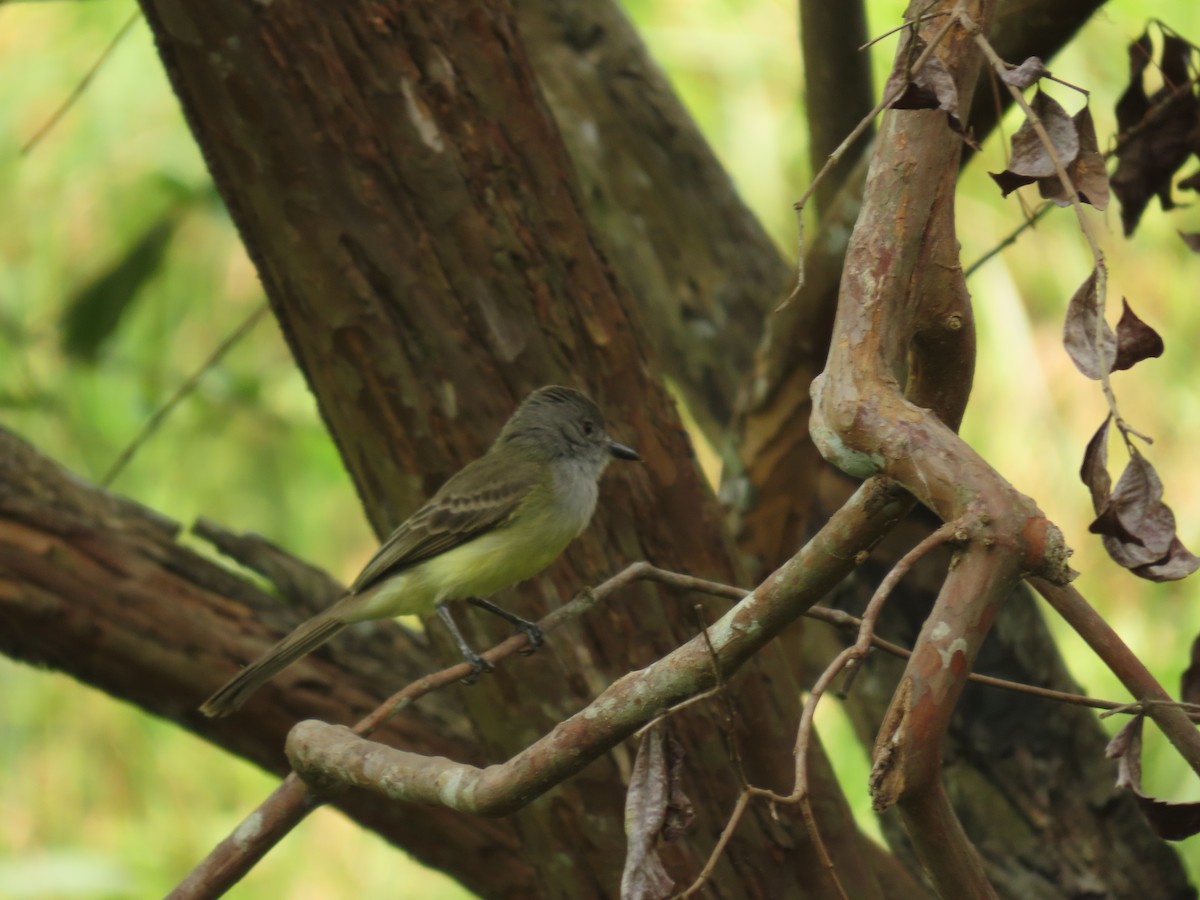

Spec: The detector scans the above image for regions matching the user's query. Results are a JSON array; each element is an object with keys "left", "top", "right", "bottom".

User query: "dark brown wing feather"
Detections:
[{"left": 347, "top": 452, "right": 540, "bottom": 594}]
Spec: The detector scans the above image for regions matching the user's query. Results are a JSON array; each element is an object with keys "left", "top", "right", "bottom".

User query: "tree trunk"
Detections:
[{"left": 132, "top": 0, "right": 895, "bottom": 895}]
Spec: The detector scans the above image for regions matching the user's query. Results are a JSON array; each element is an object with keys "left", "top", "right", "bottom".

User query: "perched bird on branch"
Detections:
[{"left": 200, "top": 385, "right": 639, "bottom": 717}]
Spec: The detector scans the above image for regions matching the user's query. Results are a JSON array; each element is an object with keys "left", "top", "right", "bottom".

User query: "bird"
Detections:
[{"left": 199, "top": 385, "right": 640, "bottom": 717}]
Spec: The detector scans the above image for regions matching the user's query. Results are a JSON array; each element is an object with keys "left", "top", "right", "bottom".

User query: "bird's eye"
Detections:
[{"left": 582, "top": 419, "right": 595, "bottom": 436}]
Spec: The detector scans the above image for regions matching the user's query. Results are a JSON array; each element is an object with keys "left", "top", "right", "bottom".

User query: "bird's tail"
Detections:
[{"left": 199, "top": 614, "right": 348, "bottom": 718}]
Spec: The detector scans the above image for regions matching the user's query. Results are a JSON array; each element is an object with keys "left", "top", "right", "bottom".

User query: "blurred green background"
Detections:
[{"left": 2, "top": 1, "right": 1200, "bottom": 896}]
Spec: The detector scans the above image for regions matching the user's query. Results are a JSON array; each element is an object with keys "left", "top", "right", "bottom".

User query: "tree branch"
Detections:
[
  {"left": 285, "top": 478, "right": 909, "bottom": 815},
  {"left": 0, "top": 426, "right": 530, "bottom": 897},
  {"left": 799, "top": 0, "right": 874, "bottom": 216},
  {"left": 804, "top": 2, "right": 1078, "bottom": 893},
  {"left": 1033, "top": 579, "right": 1200, "bottom": 776}
]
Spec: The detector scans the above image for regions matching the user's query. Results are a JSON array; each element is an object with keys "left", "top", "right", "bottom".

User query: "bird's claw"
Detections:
[
  {"left": 516, "top": 621, "right": 544, "bottom": 656},
  {"left": 460, "top": 652, "right": 494, "bottom": 685}
]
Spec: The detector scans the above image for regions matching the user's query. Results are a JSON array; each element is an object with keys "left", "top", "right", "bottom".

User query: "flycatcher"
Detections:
[{"left": 200, "top": 385, "right": 639, "bottom": 717}]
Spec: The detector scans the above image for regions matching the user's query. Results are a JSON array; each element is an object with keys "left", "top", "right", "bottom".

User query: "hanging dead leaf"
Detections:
[
  {"left": 1089, "top": 448, "right": 1199, "bottom": 580},
  {"left": 1133, "top": 537, "right": 1200, "bottom": 582},
  {"left": 1112, "top": 298, "right": 1165, "bottom": 371},
  {"left": 1039, "top": 106, "right": 1110, "bottom": 209},
  {"left": 1090, "top": 450, "right": 1175, "bottom": 559},
  {"left": 1111, "top": 31, "right": 1200, "bottom": 235},
  {"left": 1181, "top": 634, "right": 1200, "bottom": 705},
  {"left": 1022, "top": 90, "right": 1080, "bottom": 175},
  {"left": 621, "top": 725, "right": 681, "bottom": 900},
  {"left": 1012, "top": 91, "right": 1080, "bottom": 177},
  {"left": 1107, "top": 713, "right": 1200, "bottom": 840},
  {"left": 1072, "top": 106, "right": 1112, "bottom": 210},
  {"left": 884, "top": 38, "right": 962, "bottom": 130},
  {"left": 1062, "top": 270, "right": 1116, "bottom": 380},
  {"left": 990, "top": 92, "right": 1097, "bottom": 202},
  {"left": 1080, "top": 415, "right": 1112, "bottom": 512},
  {"left": 1002, "top": 57, "right": 1049, "bottom": 90}
]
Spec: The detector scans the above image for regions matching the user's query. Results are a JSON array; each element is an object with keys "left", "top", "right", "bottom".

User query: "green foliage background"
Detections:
[{"left": 2, "top": 1, "right": 1199, "bottom": 896}]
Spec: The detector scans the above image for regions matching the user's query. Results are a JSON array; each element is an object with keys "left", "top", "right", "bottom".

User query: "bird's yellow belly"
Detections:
[{"left": 351, "top": 513, "right": 581, "bottom": 620}]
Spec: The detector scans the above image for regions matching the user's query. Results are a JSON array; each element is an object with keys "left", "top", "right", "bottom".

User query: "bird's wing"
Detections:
[{"left": 347, "top": 452, "right": 540, "bottom": 594}]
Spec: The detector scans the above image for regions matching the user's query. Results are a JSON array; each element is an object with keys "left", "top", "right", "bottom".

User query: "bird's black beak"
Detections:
[{"left": 608, "top": 439, "right": 641, "bottom": 461}]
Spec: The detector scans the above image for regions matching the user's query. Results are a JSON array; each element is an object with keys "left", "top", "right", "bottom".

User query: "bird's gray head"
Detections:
[{"left": 497, "top": 385, "right": 640, "bottom": 470}]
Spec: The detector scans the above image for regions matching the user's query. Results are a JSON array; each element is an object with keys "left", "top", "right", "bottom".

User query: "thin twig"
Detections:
[
  {"left": 859, "top": 5, "right": 947, "bottom": 51},
  {"left": 483, "top": 563, "right": 1198, "bottom": 723},
  {"left": 964, "top": 14, "right": 1121, "bottom": 429},
  {"left": 674, "top": 791, "right": 750, "bottom": 899},
  {"left": 963, "top": 201, "right": 1052, "bottom": 277},
  {"left": 21, "top": 11, "right": 142, "bottom": 155},
  {"left": 1099, "top": 700, "right": 1200, "bottom": 724},
  {"left": 783, "top": 6, "right": 961, "bottom": 305},
  {"left": 965, "top": 66, "right": 1199, "bottom": 278},
  {"left": 1041, "top": 73, "right": 1089, "bottom": 96},
  {"left": 693, "top": 604, "right": 748, "bottom": 786},
  {"left": 806, "top": 603, "right": 1200, "bottom": 720},
  {"left": 633, "top": 686, "right": 726, "bottom": 739},
  {"left": 102, "top": 303, "right": 269, "bottom": 487},
  {"left": 1032, "top": 578, "right": 1200, "bottom": 777},
  {"left": 785, "top": 521, "right": 963, "bottom": 805},
  {"left": 799, "top": 796, "right": 849, "bottom": 900},
  {"left": 681, "top": 523, "right": 963, "bottom": 900}
]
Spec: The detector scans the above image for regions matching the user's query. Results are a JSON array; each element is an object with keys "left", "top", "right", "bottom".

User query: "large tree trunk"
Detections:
[{"left": 131, "top": 0, "right": 893, "bottom": 896}]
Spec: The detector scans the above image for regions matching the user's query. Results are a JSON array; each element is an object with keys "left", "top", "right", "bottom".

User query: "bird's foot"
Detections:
[
  {"left": 467, "top": 597, "right": 545, "bottom": 656},
  {"left": 438, "top": 603, "right": 495, "bottom": 684},
  {"left": 460, "top": 650, "right": 495, "bottom": 685},
  {"left": 513, "top": 620, "right": 544, "bottom": 656}
]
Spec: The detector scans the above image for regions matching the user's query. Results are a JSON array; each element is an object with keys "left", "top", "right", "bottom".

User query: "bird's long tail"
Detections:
[{"left": 199, "top": 613, "right": 348, "bottom": 718}]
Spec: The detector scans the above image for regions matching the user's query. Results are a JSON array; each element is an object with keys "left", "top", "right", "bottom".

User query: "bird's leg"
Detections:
[
  {"left": 467, "top": 597, "right": 544, "bottom": 656},
  {"left": 436, "top": 603, "right": 493, "bottom": 684}
]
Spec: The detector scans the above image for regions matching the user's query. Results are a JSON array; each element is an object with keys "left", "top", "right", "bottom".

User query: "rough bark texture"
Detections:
[
  {"left": 0, "top": 429, "right": 534, "bottom": 899},
  {"left": 518, "top": 0, "right": 792, "bottom": 440},
  {"left": 133, "top": 0, "right": 888, "bottom": 896}
]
